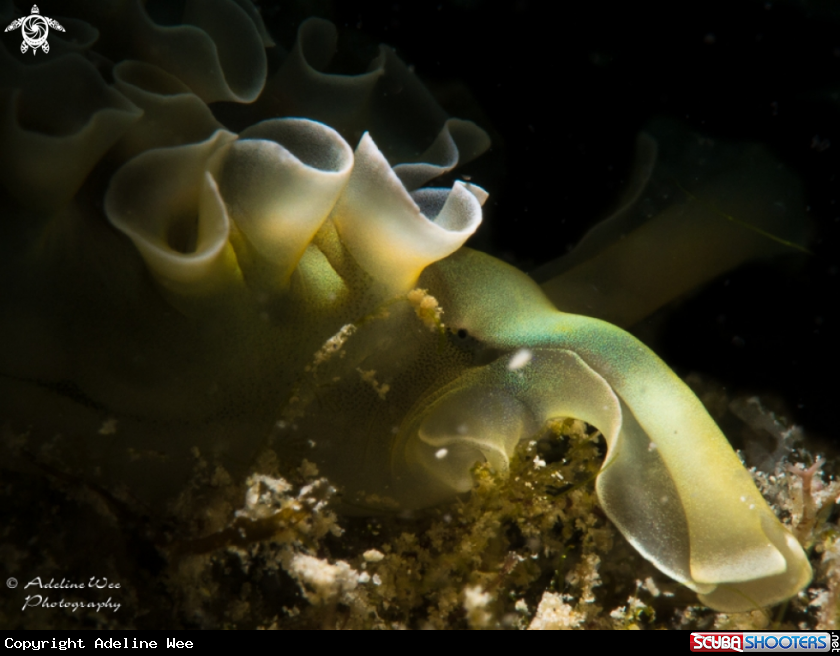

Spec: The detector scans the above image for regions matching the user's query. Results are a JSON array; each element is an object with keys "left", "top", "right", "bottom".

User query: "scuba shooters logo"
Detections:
[
  {"left": 690, "top": 632, "right": 834, "bottom": 653},
  {"left": 692, "top": 634, "right": 744, "bottom": 653}
]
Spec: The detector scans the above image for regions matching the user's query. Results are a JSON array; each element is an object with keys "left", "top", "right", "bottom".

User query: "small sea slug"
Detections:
[{"left": 0, "top": 0, "right": 811, "bottom": 612}]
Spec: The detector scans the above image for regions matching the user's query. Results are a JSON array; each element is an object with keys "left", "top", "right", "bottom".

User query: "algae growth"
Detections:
[{"left": 2, "top": 383, "right": 837, "bottom": 629}]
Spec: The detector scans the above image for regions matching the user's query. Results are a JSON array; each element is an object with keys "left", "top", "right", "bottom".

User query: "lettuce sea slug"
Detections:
[{"left": 0, "top": 0, "right": 814, "bottom": 615}]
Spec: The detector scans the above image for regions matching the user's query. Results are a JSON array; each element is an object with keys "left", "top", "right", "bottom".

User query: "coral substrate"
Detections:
[{"left": 2, "top": 382, "right": 837, "bottom": 629}]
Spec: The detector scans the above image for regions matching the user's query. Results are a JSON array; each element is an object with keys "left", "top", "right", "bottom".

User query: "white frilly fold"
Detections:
[
  {"left": 266, "top": 18, "right": 385, "bottom": 135},
  {"left": 210, "top": 119, "right": 355, "bottom": 285},
  {"left": 393, "top": 118, "right": 492, "bottom": 191},
  {"left": 1, "top": 1, "right": 493, "bottom": 222},
  {"left": 63, "top": 0, "right": 270, "bottom": 103},
  {"left": 105, "top": 130, "right": 239, "bottom": 296},
  {"left": 0, "top": 49, "right": 142, "bottom": 211},
  {"left": 105, "top": 118, "right": 487, "bottom": 300},
  {"left": 263, "top": 17, "right": 491, "bottom": 174},
  {"left": 332, "top": 130, "right": 486, "bottom": 294},
  {"left": 112, "top": 61, "right": 225, "bottom": 162}
]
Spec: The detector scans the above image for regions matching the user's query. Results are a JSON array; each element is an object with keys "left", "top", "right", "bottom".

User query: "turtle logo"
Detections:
[{"left": 4, "top": 5, "right": 64, "bottom": 55}]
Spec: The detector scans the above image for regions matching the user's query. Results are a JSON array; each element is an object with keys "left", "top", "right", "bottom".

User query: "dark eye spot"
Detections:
[{"left": 456, "top": 328, "right": 468, "bottom": 339}]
